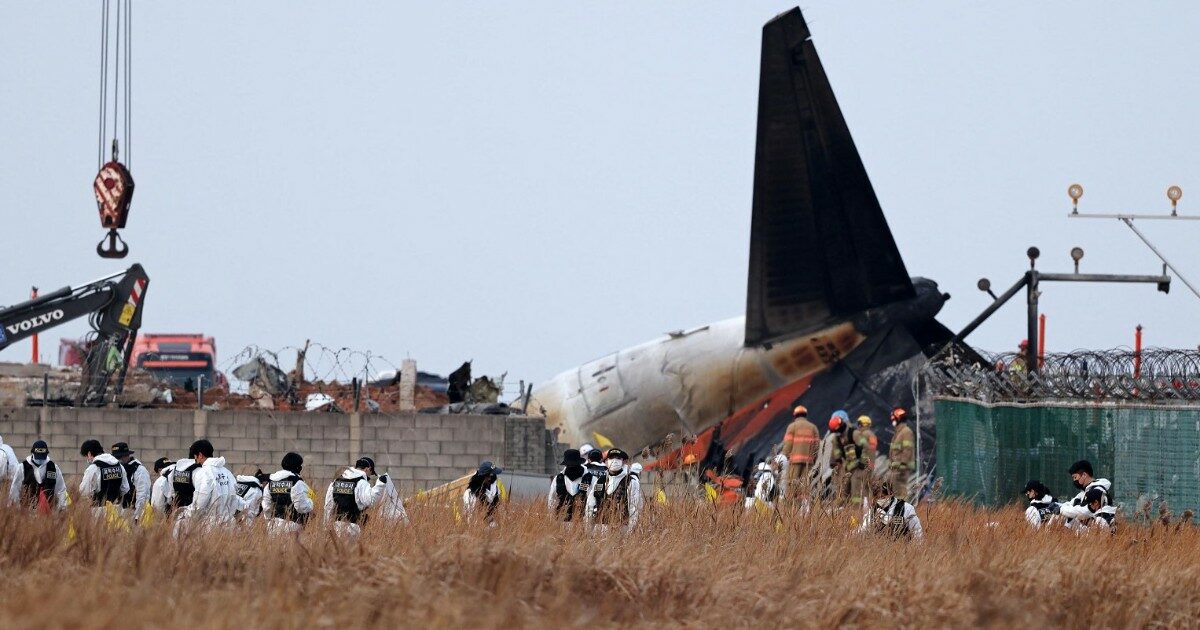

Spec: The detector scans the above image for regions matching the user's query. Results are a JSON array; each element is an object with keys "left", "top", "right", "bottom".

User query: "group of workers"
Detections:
[
  {"left": 0, "top": 434, "right": 408, "bottom": 537},
  {"left": 545, "top": 444, "right": 643, "bottom": 534},
  {"left": 1023, "top": 459, "right": 1116, "bottom": 532}
]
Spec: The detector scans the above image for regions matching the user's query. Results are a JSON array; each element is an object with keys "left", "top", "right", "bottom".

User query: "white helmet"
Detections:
[
  {"left": 630, "top": 463, "right": 643, "bottom": 474},
  {"left": 579, "top": 443, "right": 595, "bottom": 457}
]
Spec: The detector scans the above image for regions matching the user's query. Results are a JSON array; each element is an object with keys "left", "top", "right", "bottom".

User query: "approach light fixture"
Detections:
[
  {"left": 1071, "top": 246, "right": 1085, "bottom": 273},
  {"left": 1168, "top": 185, "right": 1183, "bottom": 215},
  {"left": 977, "top": 278, "right": 997, "bottom": 300},
  {"left": 1068, "top": 183, "right": 1084, "bottom": 213}
]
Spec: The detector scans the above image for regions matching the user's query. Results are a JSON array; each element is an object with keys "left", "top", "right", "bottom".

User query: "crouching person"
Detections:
[
  {"left": 235, "top": 468, "right": 269, "bottom": 525},
  {"left": 1023, "top": 480, "right": 1061, "bottom": 529},
  {"left": 861, "top": 480, "right": 923, "bottom": 541},
  {"left": 463, "top": 461, "right": 503, "bottom": 527},
  {"left": 585, "top": 449, "right": 642, "bottom": 535},
  {"left": 263, "top": 452, "right": 314, "bottom": 535},
  {"left": 325, "top": 457, "right": 377, "bottom": 539}
]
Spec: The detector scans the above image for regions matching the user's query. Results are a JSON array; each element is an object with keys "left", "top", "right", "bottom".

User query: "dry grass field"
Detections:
[{"left": 1, "top": 497, "right": 1199, "bottom": 629}]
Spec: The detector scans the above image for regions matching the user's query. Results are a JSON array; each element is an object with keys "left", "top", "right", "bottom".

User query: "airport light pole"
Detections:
[
  {"left": 956, "top": 246, "right": 1170, "bottom": 374},
  {"left": 1066, "top": 184, "right": 1200, "bottom": 302}
]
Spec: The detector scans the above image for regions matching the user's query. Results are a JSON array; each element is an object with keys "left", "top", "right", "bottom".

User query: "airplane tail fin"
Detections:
[{"left": 745, "top": 8, "right": 915, "bottom": 347}]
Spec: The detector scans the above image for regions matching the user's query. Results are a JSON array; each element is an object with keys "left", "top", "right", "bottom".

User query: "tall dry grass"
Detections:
[{"left": 1, "top": 496, "right": 1199, "bottom": 628}]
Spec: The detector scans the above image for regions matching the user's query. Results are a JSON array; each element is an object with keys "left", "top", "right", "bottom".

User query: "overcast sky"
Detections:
[{"left": 2, "top": 2, "right": 1198, "bottom": 391}]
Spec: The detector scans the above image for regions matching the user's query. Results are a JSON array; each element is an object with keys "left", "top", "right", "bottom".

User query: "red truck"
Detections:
[{"left": 130, "top": 333, "right": 222, "bottom": 388}]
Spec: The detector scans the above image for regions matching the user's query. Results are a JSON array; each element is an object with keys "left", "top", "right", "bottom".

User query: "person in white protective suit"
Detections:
[
  {"left": 584, "top": 448, "right": 642, "bottom": 534},
  {"left": 79, "top": 439, "right": 130, "bottom": 519},
  {"left": 234, "top": 468, "right": 269, "bottom": 525},
  {"left": 0, "top": 432, "right": 20, "bottom": 505},
  {"left": 181, "top": 439, "right": 241, "bottom": 534},
  {"left": 325, "top": 457, "right": 378, "bottom": 539},
  {"left": 262, "top": 452, "right": 315, "bottom": 535},
  {"left": 1059, "top": 460, "right": 1116, "bottom": 533},
  {"left": 744, "top": 461, "right": 780, "bottom": 511},
  {"left": 463, "top": 461, "right": 503, "bottom": 526},
  {"left": 13, "top": 440, "right": 67, "bottom": 511},
  {"left": 370, "top": 468, "right": 409, "bottom": 524},
  {"left": 111, "top": 442, "right": 152, "bottom": 523},
  {"left": 150, "top": 457, "right": 175, "bottom": 516},
  {"left": 859, "top": 480, "right": 923, "bottom": 541}
]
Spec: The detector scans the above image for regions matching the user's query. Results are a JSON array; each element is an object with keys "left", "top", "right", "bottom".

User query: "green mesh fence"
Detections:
[{"left": 935, "top": 398, "right": 1200, "bottom": 510}]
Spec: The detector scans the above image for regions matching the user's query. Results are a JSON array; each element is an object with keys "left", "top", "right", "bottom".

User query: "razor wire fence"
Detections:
[{"left": 919, "top": 346, "right": 1200, "bottom": 404}]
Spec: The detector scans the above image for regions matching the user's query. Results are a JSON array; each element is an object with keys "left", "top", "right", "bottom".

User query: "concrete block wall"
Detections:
[{"left": 0, "top": 407, "right": 557, "bottom": 493}]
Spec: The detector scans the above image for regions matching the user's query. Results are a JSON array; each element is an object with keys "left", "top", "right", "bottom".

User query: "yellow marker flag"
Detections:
[
  {"left": 704, "top": 483, "right": 718, "bottom": 503},
  {"left": 654, "top": 488, "right": 668, "bottom": 505},
  {"left": 497, "top": 478, "right": 508, "bottom": 502},
  {"left": 592, "top": 432, "right": 615, "bottom": 450},
  {"left": 140, "top": 503, "right": 155, "bottom": 527},
  {"left": 307, "top": 486, "right": 317, "bottom": 501}
]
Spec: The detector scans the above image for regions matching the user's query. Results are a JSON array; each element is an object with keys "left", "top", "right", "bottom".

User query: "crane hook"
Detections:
[{"left": 97, "top": 229, "right": 129, "bottom": 259}]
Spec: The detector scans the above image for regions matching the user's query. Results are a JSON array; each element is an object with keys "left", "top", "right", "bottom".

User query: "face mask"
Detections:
[{"left": 607, "top": 460, "right": 624, "bottom": 473}]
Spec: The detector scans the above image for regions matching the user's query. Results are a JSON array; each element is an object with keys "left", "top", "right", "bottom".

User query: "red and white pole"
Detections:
[
  {"left": 1134, "top": 324, "right": 1143, "bottom": 379},
  {"left": 1037, "top": 313, "right": 1047, "bottom": 369}
]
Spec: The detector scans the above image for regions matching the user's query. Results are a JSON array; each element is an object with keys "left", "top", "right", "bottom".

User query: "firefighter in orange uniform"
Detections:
[
  {"left": 888, "top": 408, "right": 916, "bottom": 498},
  {"left": 847, "top": 415, "right": 878, "bottom": 508},
  {"left": 779, "top": 405, "right": 819, "bottom": 508}
]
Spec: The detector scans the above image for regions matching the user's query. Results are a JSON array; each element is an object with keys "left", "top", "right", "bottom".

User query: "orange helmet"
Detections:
[
  {"left": 792, "top": 405, "right": 808, "bottom": 418},
  {"left": 828, "top": 416, "right": 843, "bottom": 432},
  {"left": 891, "top": 407, "right": 908, "bottom": 422}
]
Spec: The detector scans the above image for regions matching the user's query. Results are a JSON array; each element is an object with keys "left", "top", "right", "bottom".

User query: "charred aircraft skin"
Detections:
[
  {"left": 529, "top": 279, "right": 948, "bottom": 455},
  {"left": 528, "top": 8, "right": 963, "bottom": 464}
]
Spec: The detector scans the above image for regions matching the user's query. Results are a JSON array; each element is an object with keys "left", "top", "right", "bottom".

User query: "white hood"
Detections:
[
  {"left": 202, "top": 456, "right": 227, "bottom": 468},
  {"left": 270, "top": 470, "right": 301, "bottom": 481},
  {"left": 236, "top": 475, "right": 261, "bottom": 484},
  {"left": 94, "top": 453, "right": 120, "bottom": 465},
  {"left": 340, "top": 467, "right": 368, "bottom": 480}
]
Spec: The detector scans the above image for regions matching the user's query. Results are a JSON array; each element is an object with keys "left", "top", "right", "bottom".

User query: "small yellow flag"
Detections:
[
  {"left": 497, "top": 479, "right": 508, "bottom": 502},
  {"left": 592, "top": 432, "right": 615, "bottom": 450},
  {"left": 654, "top": 488, "right": 668, "bottom": 505},
  {"left": 704, "top": 483, "right": 718, "bottom": 503}
]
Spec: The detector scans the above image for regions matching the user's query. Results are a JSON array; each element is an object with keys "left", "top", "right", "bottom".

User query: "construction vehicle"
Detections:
[
  {"left": 130, "top": 333, "right": 221, "bottom": 389},
  {"left": 0, "top": 264, "right": 149, "bottom": 405}
]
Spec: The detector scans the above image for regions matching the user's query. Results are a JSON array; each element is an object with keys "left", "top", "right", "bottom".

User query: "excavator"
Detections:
[{"left": 0, "top": 264, "right": 149, "bottom": 405}]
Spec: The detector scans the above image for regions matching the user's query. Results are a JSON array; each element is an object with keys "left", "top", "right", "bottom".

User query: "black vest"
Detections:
[
  {"left": 331, "top": 476, "right": 366, "bottom": 524},
  {"left": 172, "top": 462, "right": 201, "bottom": 508},
  {"left": 591, "top": 474, "right": 631, "bottom": 525},
  {"left": 553, "top": 472, "right": 585, "bottom": 522},
  {"left": 236, "top": 480, "right": 259, "bottom": 499},
  {"left": 121, "top": 460, "right": 141, "bottom": 509},
  {"left": 874, "top": 499, "right": 911, "bottom": 538},
  {"left": 21, "top": 460, "right": 57, "bottom": 507},
  {"left": 269, "top": 474, "right": 308, "bottom": 524},
  {"left": 94, "top": 460, "right": 124, "bottom": 506}
]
